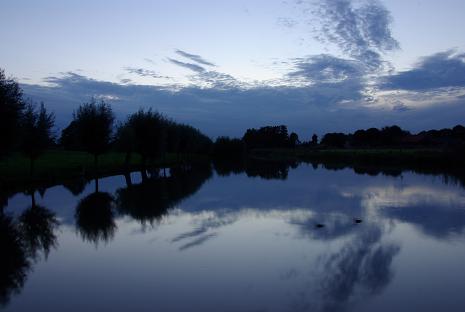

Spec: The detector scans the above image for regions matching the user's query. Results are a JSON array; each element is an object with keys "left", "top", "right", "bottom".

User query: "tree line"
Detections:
[
  {"left": 1, "top": 69, "right": 212, "bottom": 174},
  {"left": 3, "top": 68, "right": 465, "bottom": 173},
  {"left": 211, "top": 124, "right": 465, "bottom": 157}
]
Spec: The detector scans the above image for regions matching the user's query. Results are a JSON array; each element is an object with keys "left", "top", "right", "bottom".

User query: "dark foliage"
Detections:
[
  {"left": 0, "top": 69, "right": 25, "bottom": 157},
  {"left": 20, "top": 102, "right": 55, "bottom": 174},
  {"left": 321, "top": 133, "right": 348, "bottom": 148},
  {"left": 212, "top": 137, "right": 245, "bottom": 159},
  {"left": 70, "top": 99, "right": 114, "bottom": 165},
  {"left": 115, "top": 110, "right": 212, "bottom": 166},
  {"left": 243, "top": 125, "right": 294, "bottom": 149},
  {"left": 351, "top": 126, "right": 410, "bottom": 147}
]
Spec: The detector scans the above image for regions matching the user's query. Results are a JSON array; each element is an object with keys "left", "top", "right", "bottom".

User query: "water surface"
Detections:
[{"left": 2, "top": 162, "right": 465, "bottom": 312}]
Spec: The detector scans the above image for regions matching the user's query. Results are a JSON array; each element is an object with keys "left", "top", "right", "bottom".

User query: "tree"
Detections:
[
  {"left": 321, "top": 133, "right": 347, "bottom": 148},
  {"left": 212, "top": 137, "right": 245, "bottom": 159},
  {"left": 311, "top": 134, "right": 318, "bottom": 146},
  {"left": 126, "top": 109, "right": 166, "bottom": 166},
  {"left": 0, "top": 69, "right": 24, "bottom": 157},
  {"left": 242, "top": 125, "right": 292, "bottom": 149},
  {"left": 59, "top": 120, "right": 79, "bottom": 150},
  {"left": 114, "top": 122, "right": 136, "bottom": 168},
  {"left": 72, "top": 99, "right": 114, "bottom": 168},
  {"left": 20, "top": 102, "right": 55, "bottom": 174},
  {"left": 289, "top": 132, "right": 299, "bottom": 148}
]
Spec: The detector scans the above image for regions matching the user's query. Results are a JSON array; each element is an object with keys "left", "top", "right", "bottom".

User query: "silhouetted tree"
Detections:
[
  {"left": 114, "top": 122, "right": 136, "bottom": 168},
  {"left": 311, "top": 134, "right": 318, "bottom": 146},
  {"left": 212, "top": 137, "right": 245, "bottom": 159},
  {"left": 321, "top": 133, "right": 347, "bottom": 148},
  {"left": 289, "top": 132, "right": 299, "bottom": 148},
  {"left": 71, "top": 99, "right": 114, "bottom": 168},
  {"left": 243, "top": 125, "right": 291, "bottom": 149},
  {"left": 126, "top": 109, "right": 166, "bottom": 167},
  {"left": 0, "top": 69, "right": 25, "bottom": 157},
  {"left": 59, "top": 120, "right": 79, "bottom": 150},
  {"left": 20, "top": 102, "right": 55, "bottom": 174}
]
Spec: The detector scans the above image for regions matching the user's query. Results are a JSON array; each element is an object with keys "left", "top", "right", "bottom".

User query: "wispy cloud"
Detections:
[
  {"left": 175, "top": 49, "right": 216, "bottom": 67},
  {"left": 288, "top": 54, "right": 365, "bottom": 83},
  {"left": 124, "top": 67, "right": 168, "bottom": 79},
  {"left": 169, "top": 57, "right": 240, "bottom": 89},
  {"left": 168, "top": 58, "right": 206, "bottom": 73},
  {"left": 293, "top": 0, "right": 399, "bottom": 69}
]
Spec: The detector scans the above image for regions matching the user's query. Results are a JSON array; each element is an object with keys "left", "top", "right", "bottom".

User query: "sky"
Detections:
[{"left": 1, "top": 0, "right": 465, "bottom": 138}]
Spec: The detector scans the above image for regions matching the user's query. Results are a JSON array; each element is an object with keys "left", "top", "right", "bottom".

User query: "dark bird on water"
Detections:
[
  {"left": 315, "top": 223, "right": 325, "bottom": 228},
  {"left": 354, "top": 218, "right": 362, "bottom": 224}
]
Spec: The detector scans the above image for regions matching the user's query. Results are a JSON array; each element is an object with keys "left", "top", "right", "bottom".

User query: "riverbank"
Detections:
[
  {"left": 0, "top": 150, "right": 204, "bottom": 192},
  {"left": 251, "top": 148, "right": 457, "bottom": 164}
]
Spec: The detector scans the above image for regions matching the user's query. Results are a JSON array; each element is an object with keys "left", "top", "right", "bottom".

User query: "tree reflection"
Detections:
[
  {"left": 75, "top": 179, "right": 116, "bottom": 245},
  {"left": 116, "top": 164, "right": 212, "bottom": 226},
  {"left": 19, "top": 191, "right": 59, "bottom": 260},
  {"left": 62, "top": 177, "right": 88, "bottom": 196},
  {"left": 0, "top": 215, "right": 30, "bottom": 307},
  {"left": 213, "top": 158, "right": 297, "bottom": 180}
]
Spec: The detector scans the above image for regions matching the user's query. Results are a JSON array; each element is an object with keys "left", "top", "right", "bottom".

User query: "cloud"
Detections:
[
  {"left": 21, "top": 71, "right": 465, "bottom": 138},
  {"left": 169, "top": 57, "right": 240, "bottom": 89},
  {"left": 124, "top": 67, "right": 168, "bottom": 79},
  {"left": 391, "top": 101, "right": 410, "bottom": 112},
  {"left": 307, "top": 0, "right": 399, "bottom": 68},
  {"left": 175, "top": 49, "right": 216, "bottom": 67},
  {"left": 277, "top": 17, "right": 298, "bottom": 28},
  {"left": 168, "top": 58, "right": 206, "bottom": 73},
  {"left": 288, "top": 54, "right": 365, "bottom": 83},
  {"left": 380, "top": 50, "right": 465, "bottom": 91}
]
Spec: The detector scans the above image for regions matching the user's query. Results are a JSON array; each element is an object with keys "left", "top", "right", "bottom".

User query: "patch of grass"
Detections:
[{"left": 0, "top": 150, "right": 204, "bottom": 190}]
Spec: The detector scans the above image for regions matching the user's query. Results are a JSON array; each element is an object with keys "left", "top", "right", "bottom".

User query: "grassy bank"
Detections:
[{"left": 0, "top": 150, "right": 202, "bottom": 191}]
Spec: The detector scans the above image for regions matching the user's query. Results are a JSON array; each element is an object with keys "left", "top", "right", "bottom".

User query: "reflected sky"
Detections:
[{"left": 2, "top": 163, "right": 465, "bottom": 311}]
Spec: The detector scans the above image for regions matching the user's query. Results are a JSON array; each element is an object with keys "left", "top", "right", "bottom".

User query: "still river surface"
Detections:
[{"left": 2, "top": 161, "right": 465, "bottom": 311}]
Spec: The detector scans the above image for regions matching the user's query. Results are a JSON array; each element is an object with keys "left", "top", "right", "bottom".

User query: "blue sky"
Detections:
[{"left": 2, "top": 0, "right": 465, "bottom": 138}]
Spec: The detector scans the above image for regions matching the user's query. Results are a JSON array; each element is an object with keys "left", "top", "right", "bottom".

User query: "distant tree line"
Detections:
[
  {"left": 212, "top": 124, "right": 465, "bottom": 157},
  {"left": 319, "top": 125, "right": 465, "bottom": 149}
]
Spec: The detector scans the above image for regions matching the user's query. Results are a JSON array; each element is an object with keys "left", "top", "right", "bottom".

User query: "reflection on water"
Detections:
[
  {"left": 1, "top": 161, "right": 465, "bottom": 311},
  {"left": 75, "top": 191, "right": 116, "bottom": 245}
]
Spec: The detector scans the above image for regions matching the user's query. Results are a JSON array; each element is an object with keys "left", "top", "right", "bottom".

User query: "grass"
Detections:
[{"left": 0, "top": 150, "right": 199, "bottom": 190}]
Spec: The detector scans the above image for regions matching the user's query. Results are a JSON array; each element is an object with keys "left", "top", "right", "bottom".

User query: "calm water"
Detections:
[{"left": 2, "top": 161, "right": 465, "bottom": 312}]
